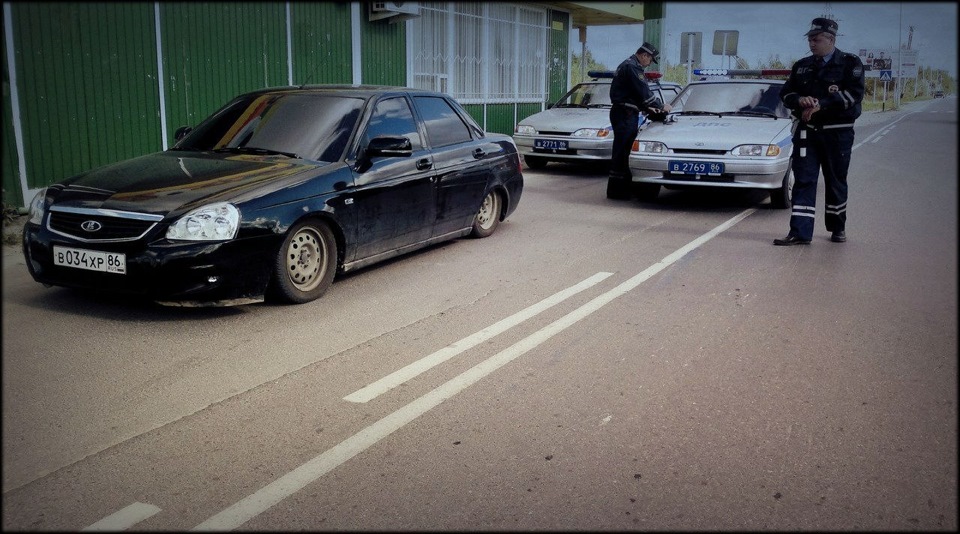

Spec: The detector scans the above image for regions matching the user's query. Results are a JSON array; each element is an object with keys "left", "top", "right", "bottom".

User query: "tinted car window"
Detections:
[
  {"left": 364, "top": 97, "right": 423, "bottom": 149},
  {"left": 413, "top": 96, "right": 473, "bottom": 147},
  {"left": 177, "top": 94, "right": 364, "bottom": 162}
]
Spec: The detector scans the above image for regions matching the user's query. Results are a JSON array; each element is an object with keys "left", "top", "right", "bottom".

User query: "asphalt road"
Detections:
[{"left": 3, "top": 99, "right": 957, "bottom": 530}]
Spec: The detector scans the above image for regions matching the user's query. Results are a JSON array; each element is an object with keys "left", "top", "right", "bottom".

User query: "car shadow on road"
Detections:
[
  {"left": 633, "top": 187, "right": 776, "bottom": 212},
  {"left": 12, "top": 286, "right": 253, "bottom": 320},
  {"left": 524, "top": 161, "right": 610, "bottom": 178}
]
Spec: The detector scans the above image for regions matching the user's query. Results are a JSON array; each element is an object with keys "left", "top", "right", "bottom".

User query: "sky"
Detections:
[{"left": 571, "top": 2, "right": 958, "bottom": 76}]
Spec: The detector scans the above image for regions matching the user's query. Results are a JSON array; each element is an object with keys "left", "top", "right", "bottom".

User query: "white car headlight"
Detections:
[
  {"left": 515, "top": 125, "right": 536, "bottom": 135},
  {"left": 166, "top": 202, "right": 240, "bottom": 241},
  {"left": 571, "top": 128, "right": 611, "bottom": 138},
  {"left": 27, "top": 188, "right": 48, "bottom": 225},
  {"left": 635, "top": 141, "right": 666, "bottom": 154},
  {"left": 734, "top": 144, "right": 780, "bottom": 157}
]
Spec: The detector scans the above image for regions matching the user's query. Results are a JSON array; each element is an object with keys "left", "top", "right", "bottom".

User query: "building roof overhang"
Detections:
[{"left": 550, "top": 2, "right": 645, "bottom": 27}]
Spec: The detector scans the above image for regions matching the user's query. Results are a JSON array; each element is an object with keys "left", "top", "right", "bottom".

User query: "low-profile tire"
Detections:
[
  {"left": 270, "top": 219, "right": 337, "bottom": 304},
  {"left": 770, "top": 167, "right": 793, "bottom": 209},
  {"left": 606, "top": 177, "right": 631, "bottom": 200},
  {"left": 633, "top": 182, "right": 660, "bottom": 202},
  {"left": 471, "top": 190, "right": 502, "bottom": 238},
  {"left": 524, "top": 155, "right": 548, "bottom": 169}
]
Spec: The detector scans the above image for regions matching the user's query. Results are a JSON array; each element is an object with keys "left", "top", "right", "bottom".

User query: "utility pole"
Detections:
[{"left": 908, "top": 26, "right": 918, "bottom": 97}]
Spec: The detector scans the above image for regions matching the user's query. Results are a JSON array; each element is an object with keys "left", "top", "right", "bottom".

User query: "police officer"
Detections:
[
  {"left": 775, "top": 17, "right": 864, "bottom": 245},
  {"left": 607, "top": 42, "right": 671, "bottom": 200}
]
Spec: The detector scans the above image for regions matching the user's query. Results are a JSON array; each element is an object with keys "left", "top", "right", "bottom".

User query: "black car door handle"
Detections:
[
  {"left": 473, "top": 148, "right": 485, "bottom": 159},
  {"left": 416, "top": 158, "right": 433, "bottom": 170}
]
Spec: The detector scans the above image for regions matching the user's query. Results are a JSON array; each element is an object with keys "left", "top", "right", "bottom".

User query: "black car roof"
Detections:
[{"left": 240, "top": 85, "right": 439, "bottom": 99}]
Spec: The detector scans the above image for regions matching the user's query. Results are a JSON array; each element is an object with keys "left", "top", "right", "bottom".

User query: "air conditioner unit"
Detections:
[{"left": 369, "top": 1, "right": 420, "bottom": 22}]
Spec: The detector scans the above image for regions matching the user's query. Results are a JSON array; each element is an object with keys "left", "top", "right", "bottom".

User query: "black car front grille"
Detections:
[
  {"left": 672, "top": 148, "right": 727, "bottom": 156},
  {"left": 47, "top": 209, "right": 162, "bottom": 242}
]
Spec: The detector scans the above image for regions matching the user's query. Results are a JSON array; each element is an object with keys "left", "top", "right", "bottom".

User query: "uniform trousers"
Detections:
[
  {"left": 609, "top": 105, "right": 639, "bottom": 179},
  {"left": 789, "top": 125, "right": 854, "bottom": 240}
]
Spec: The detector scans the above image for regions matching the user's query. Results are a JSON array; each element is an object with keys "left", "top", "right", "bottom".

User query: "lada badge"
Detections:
[{"left": 81, "top": 220, "right": 103, "bottom": 232}]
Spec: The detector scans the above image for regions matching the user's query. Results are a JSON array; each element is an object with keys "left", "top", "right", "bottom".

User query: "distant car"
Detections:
[
  {"left": 625, "top": 73, "right": 796, "bottom": 208},
  {"left": 934, "top": 90, "right": 945, "bottom": 98},
  {"left": 513, "top": 70, "right": 682, "bottom": 169},
  {"left": 23, "top": 86, "right": 524, "bottom": 306}
]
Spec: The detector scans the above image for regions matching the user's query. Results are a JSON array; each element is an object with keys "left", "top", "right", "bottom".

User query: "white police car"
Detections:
[
  {"left": 628, "top": 69, "right": 797, "bottom": 208},
  {"left": 514, "top": 71, "right": 681, "bottom": 169}
]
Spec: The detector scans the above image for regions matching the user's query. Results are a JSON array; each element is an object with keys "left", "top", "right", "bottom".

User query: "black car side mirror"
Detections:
[
  {"left": 355, "top": 136, "right": 414, "bottom": 173},
  {"left": 174, "top": 126, "right": 192, "bottom": 141},
  {"left": 366, "top": 136, "right": 413, "bottom": 158}
]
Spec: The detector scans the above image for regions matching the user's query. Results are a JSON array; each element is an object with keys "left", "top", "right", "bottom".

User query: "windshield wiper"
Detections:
[
  {"left": 678, "top": 110, "right": 724, "bottom": 117},
  {"left": 729, "top": 110, "right": 780, "bottom": 118},
  {"left": 586, "top": 103, "right": 612, "bottom": 108},
  {"left": 213, "top": 146, "right": 300, "bottom": 159}
]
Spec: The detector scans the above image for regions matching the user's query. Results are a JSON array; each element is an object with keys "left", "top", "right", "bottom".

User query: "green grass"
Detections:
[{"left": 862, "top": 94, "right": 933, "bottom": 113}]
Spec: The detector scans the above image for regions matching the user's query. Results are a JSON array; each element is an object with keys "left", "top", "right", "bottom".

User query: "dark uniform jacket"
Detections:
[
  {"left": 780, "top": 48, "right": 865, "bottom": 127},
  {"left": 609, "top": 54, "right": 664, "bottom": 112}
]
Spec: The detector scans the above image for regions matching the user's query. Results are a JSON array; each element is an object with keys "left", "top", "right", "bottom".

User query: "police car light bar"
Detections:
[
  {"left": 693, "top": 69, "right": 792, "bottom": 77},
  {"left": 588, "top": 69, "right": 662, "bottom": 80}
]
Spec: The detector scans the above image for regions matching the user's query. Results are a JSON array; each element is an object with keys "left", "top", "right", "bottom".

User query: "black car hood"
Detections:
[{"left": 53, "top": 151, "right": 326, "bottom": 216}]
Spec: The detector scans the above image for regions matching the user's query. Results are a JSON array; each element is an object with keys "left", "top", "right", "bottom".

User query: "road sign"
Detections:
[
  {"left": 880, "top": 70, "right": 893, "bottom": 81},
  {"left": 680, "top": 32, "right": 702, "bottom": 65},
  {"left": 712, "top": 30, "right": 739, "bottom": 56}
]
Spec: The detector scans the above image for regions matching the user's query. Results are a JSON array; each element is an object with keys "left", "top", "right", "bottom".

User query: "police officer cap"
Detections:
[
  {"left": 805, "top": 17, "right": 838, "bottom": 37},
  {"left": 637, "top": 42, "right": 659, "bottom": 64}
]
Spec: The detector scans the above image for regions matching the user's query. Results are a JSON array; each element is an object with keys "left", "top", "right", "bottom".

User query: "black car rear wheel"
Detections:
[
  {"left": 271, "top": 219, "right": 337, "bottom": 303},
  {"left": 471, "top": 190, "right": 501, "bottom": 238}
]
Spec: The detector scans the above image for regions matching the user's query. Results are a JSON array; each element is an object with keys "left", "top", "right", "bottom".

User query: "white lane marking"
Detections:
[
  {"left": 81, "top": 502, "right": 161, "bottom": 531},
  {"left": 854, "top": 112, "right": 912, "bottom": 150},
  {"left": 192, "top": 208, "right": 756, "bottom": 531},
  {"left": 344, "top": 271, "right": 614, "bottom": 403}
]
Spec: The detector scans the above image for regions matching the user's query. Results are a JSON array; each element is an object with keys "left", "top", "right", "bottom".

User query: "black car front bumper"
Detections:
[{"left": 23, "top": 223, "right": 282, "bottom": 306}]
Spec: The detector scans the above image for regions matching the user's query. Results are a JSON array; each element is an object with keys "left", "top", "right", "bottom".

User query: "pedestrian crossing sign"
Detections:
[{"left": 879, "top": 70, "right": 893, "bottom": 81}]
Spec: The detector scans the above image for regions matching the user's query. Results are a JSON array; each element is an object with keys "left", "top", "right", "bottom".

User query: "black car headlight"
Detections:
[{"left": 166, "top": 202, "right": 240, "bottom": 241}]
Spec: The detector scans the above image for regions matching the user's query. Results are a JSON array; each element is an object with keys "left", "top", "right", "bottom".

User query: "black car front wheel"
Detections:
[
  {"left": 271, "top": 219, "right": 337, "bottom": 304},
  {"left": 770, "top": 167, "right": 793, "bottom": 209},
  {"left": 633, "top": 183, "right": 660, "bottom": 202},
  {"left": 606, "top": 177, "right": 631, "bottom": 200},
  {"left": 471, "top": 190, "right": 502, "bottom": 238},
  {"left": 524, "top": 155, "right": 548, "bottom": 169}
]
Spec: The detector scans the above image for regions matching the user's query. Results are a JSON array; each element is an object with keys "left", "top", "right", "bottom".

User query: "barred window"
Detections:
[{"left": 411, "top": 2, "right": 547, "bottom": 104}]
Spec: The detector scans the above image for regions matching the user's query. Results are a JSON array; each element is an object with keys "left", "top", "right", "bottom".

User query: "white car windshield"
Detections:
[
  {"left": 672, "top": 82, "right": 791, "bottom": 118},
  {"left": 554, "top": 83, "right": 612, "bottom": 108}
]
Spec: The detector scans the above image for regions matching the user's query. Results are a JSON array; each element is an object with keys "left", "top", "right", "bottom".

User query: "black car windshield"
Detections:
[
  {"left": 175, "top": 93, "right": 365, "bottom": 162},
  {"left": 554, "top": 82, "right": 612, "bottom": 108},
  {"left": 671, "top": 82, "right": 791, "bottom": 118}
]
